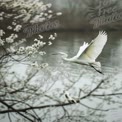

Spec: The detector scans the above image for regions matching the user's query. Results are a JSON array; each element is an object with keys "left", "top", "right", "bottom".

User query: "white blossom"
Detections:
[
  {"left": 54, "top": 33, "right": 57, "bottom": 37},
  {"left": 31, "top": 61, "right": 39, "bottom": 68},
  {"left": 0, "top": 37, "right": 5, "bottom": 46},
  {"left": 10, "top": 34, "right": 18, "bottom": 39},
  {"left": 30, "top": 16, "right": 45, "bottom": 23},
  {"left": 17, "top": 47, "right": 25, "bottom": 54},
  {"left": 41, "top": 5, "right": 47, "bottom": 11},
  {"left": 37, "top": 41, "right": 46, "bottom": 47},
  {"left": 39, "top": 51, "right": 46, "bottom": 56},
  {"left": 49, "top": 34, "right": 53, "bottom": 39},
  {"left": 7, "top": 26, "right": 12, "bottom": 30},
  {"left": 32, "top": 43, "right": 38, "bottom": 48},
  {"left": 48, "top": 41, "right": 52, "bottom": 45},
  {"left": 19, "top": 47, "right": 25, "bottom": 51},
  {"left": 49, "top": 34, "right": 55, "bottom": 40},
  {"left": 48, "top": 10, "right": 53, "bottom": 13},
  {"left": 34, "top": 38, "right": 39, "bottom": 42},
  {"left": 14, "top": 25, "right": 22, "bottom": 32},
  {"left": 12, "top": 22, "right": 17, "bottom": 25},
  {"left": 56, "top": 12, "right": 62, "bottom": 16},
  {"left": 7, "top": 46, "right": 16, "bottom": 53},
  {"left": 0, "top": 29, "right": 5, "bottom": 37},
  {"left": 39, "top": 35, "right": 43, "bottom": 39},
  {"left": 25, "top": 46, "right": 37, "bottom": 55},
  {"left": 6, "top": 37, "right": 14, "bottom": 43}
]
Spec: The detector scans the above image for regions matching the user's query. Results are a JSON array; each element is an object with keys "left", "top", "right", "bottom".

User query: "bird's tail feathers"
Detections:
[{"left": 90, "top": 62, "right": 103, "bottom": 74}]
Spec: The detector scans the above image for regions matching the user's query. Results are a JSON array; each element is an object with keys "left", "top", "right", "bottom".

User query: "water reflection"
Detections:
[
  {"left": 1, "top": 31, "right": 122, "bottom": 122},
  {"left": 42, "top": 31, "right": 122, "bottom": 74}
]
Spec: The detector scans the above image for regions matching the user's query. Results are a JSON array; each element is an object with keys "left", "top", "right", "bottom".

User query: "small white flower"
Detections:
[
  {"left": 6, "top": 37, "right": 14, "bottom": 43},
  {"left": 32, "top": 43, "right": 38, "bottom": 48},
  {"left": 10, "top": 34, "right": 18, "bottom": 39},
  {"left": 28, "top": 51, "right": 33, "bottom": 54},
  {"left": 38, "top": 41, "right": 46, "bottom": 47},
  {"left": 52, "top": 37, "right": 55, "bottom": 40},
  {"left": 18, "top": 47, "right": 25, "bottom": 52},
  {"left": 41, "top": 5, "right": 47, "bottom": 11},
  {"left": 49, "top": 34, "right": 55, "bottom": 40},
  {"left": 34, "top": 38, "right": 39, "bottom": 42},
  {"left": 12, "top": 22, "right": 17, "bottom": 25},
  {"left": 0, "top": 29, "right": 5, "bottom": 37},
  {"left": 39, "top": 35, "right": 43, "bottom": 39},
  {"left": 49, "top": 34, "right": 53, "bottom": 39},
  {"left": 56, "top": 12, "right": 62, "bottom": 16},
  {"left": 31, "top": 61, "right": 39, "bottom": 68},
  {"left": 25, "top": 46, "right": 37, "bottom": 55},
  {"left": 7, "top": 46, "right": 16, "bottom": 53},
  {"left": 48, "top": 41, "right": 52, "bottom": 45},
  {"left": 7, "top": 26, "right": 12, "bottom": 30},
  {"left": 48, "top": 10, "right": 53, "bottom": 13},
  {"left": 0, "top": 37, "right": 5, "bottom": 46},
  {"left": 14, "top": 25, "right": 22, "bottom": 32},
  {"left": 54, "top": 33, "right": 57, "bottom": 37},
  {"left": 39, "top": 51, "right": 46, "bottom": 55}
]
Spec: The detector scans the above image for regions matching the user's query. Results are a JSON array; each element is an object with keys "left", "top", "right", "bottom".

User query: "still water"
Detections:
[
  {"left": 1, "top": 31, "right": 122, "bottom": 122},
  {"left": 43, "top": 31, "right": 122, "bottom": 122},
  {"left": 44, "top": 31, "right": 122, "bottom": 72}
]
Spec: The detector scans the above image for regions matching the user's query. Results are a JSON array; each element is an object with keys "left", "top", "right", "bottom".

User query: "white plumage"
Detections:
[
  {"left": 55, "top": 31, "right": 107, "bottom": 74},
  {"left": 81, "top": 31, "right": 107, "bottom": 62}
]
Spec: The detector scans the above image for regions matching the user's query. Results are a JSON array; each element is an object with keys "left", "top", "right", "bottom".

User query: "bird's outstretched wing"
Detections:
[
  {"left": 76, "top": 42, "right": 89, "bottom": 58},
  {"left": 71, "top": 42, "right": 89, "bottom": 60},
  {"left": 80, "top": 31, "right": 107, "bottom": 61}
]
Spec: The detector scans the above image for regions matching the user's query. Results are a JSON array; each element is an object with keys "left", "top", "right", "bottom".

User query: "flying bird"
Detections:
[{"left": 54, "top": 31, "right": 107, "bottom": 74}]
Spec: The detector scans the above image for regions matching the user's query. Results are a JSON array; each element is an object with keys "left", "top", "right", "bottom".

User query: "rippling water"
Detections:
[
  {"left": 1, "top": 31, "right": 122, "bottom": 122},
  {"left": 43, "top": 31, "right": 122, "bottom": 73},
  {"left": 43, "top": 31, "right": 122, "bottom": 122}
]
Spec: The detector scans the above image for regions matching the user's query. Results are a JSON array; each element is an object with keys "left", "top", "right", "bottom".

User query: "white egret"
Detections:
[{"left": 54, "top": 31, "right": 107, "bottom": 74}]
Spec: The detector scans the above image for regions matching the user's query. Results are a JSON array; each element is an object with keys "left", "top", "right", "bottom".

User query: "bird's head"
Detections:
[{"left": 52, "top": 52, "right": 68, "bottom": 59}]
